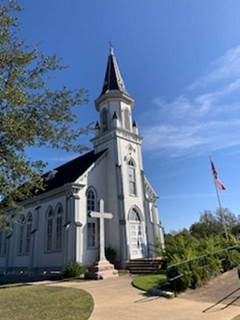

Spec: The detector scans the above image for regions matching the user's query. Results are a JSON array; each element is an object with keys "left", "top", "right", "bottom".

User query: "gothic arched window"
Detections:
[
  {"left": 128, "top": 159, "right": 137, "bottom": 196},
  {"left": 87, "top": 189, "right": 96, "bottom": 212},
  {"left": 55, "top": 204, "right": 63, "bottom": 251},
  {"left": 124, "top": 109, "right": 131, "bottom": 131},
  {"left": 129, "top": 208, "right": 141, "bottom": 221},
  {"left": 46, "top": 207, "right": 54, "bottom": 251},
  {"left": 25, "top": 213, "right": 32, "bottom": 254},
  {"left": 101, "top": 108, "right": 108, "bottom": 132},
  {"left": 86, "top": 188, "right": 97, "bottom": 248}
]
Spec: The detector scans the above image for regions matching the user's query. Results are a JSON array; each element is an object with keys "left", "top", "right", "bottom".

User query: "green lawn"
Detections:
[
  {"left": 132, "top": 274, "right": 167, "bottom": 291},
  {"left": 0, "top": 284, "right": 94, "bottom": 320}
]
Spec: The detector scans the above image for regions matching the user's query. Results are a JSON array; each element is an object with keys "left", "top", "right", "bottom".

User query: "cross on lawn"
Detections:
[{"left": 89, "top": 199, "right": 113, "bottom": 261}]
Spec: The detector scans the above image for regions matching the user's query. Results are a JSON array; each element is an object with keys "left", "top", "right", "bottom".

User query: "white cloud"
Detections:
[
  {"left": 190, "top": 46, "right": 240, "bottom": 89},
  {"left": 142, "top": 46, "right": 240, "bottom": 157}
]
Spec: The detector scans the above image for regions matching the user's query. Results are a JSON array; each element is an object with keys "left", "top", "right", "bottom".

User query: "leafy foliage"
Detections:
[
  {"left": 63, "top": 262, "right": 86, "bottom": 278},
  {"left": 105, "top": 247, "right": 117, "bottom": 265},
  {"left": 0, "top": 1, "right": 89, "bottom": 224},
  {"left": 165, "top": 231, "right": 240, "bottom": 292}
]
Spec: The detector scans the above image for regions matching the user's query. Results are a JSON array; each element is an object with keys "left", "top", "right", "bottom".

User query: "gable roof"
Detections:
[{"left": 39, "top": 149, "right": 106, "bottom": 196}]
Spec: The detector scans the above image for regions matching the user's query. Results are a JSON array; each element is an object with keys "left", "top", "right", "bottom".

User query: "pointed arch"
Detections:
[
  {"left": 128, "top": 206, "right": 144, "bottom": 222},
  {"left": 128, "top": 158, "right": 137, "bottom": 196},
  {"left": 86, "top": 187, "right": 97, "bottom": 212}
]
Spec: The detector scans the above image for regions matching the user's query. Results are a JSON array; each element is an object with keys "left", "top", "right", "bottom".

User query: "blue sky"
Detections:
[{"left": 19, "top": 0, "right": 240, "bottom": 231}]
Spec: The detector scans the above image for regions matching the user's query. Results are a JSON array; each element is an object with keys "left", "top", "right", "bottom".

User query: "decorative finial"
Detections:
[{"left": 109, "top": 41, "right": 114, "bottom": 55}]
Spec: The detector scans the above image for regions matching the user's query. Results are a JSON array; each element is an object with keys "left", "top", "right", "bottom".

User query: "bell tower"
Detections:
[
  {"left": 91, "top": 47, "right": 147, "bottom": 264},
  {"left": 93, "top": 47, "right": 139, "bottom": 140}
]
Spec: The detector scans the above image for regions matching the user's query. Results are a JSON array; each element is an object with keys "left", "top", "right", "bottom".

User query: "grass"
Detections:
[
  {"left": 132, "top": 273, "right": 167, "bottom": 291},
  {"left": 0, "top": 284, "right": 94, "bottom": 320}
]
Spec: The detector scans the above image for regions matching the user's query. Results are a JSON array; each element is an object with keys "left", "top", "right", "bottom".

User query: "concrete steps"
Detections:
[{"left": 126, "top": 258, "right": 164, "bottom": 274}]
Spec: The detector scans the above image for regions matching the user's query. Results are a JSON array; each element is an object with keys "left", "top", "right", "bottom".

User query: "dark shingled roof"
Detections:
[
  {"left": 101, "top": 48, "right": 127, "bottom": 96},
  {"left": 39, "top": 149, "right": 106, "bottom": 195}
]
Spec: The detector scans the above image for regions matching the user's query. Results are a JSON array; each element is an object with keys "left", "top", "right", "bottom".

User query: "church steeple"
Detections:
[
  {"left": 94, "top": 47, "right": 135, "bottom": 136},
  {"left": 100, "top": 46, "right": 127, "bottom": 96}
]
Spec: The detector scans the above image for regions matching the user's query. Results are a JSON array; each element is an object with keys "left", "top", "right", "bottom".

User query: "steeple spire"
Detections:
[{"left": 100, "top": 46, "right": 127, "bottom": 96}]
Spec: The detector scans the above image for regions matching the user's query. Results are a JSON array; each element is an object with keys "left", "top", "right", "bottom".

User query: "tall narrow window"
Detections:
[
  {"left": 87, "top": 222, "right": 96, "bottom": 248},
  {"left": 56, "top": 205, "right": 63, "bottom": 250},
  {"left": 87, "top": 188, "right": 97, "bottom": 249},
  {"left": 87, "top": 189, "right": 96, "bottom": 212},
  {"left": 18, "top": 215, "right": 25, "bottom": 255},
  {"left": 0, "top": 231, "right": 2, "bottom": 256},
  {"left": 47, "top": 207, "right": 54, "bottom": 251},
  {"left": 19, "top": 226, "right": 24, "bottom": 254},
  {"left": 128, "top": 159, "right": 137, "bottom": 195},
  {"left": 101, "top": 108, "right": 108, "bottom": 132},
  {"left": 3, "top": 234, "right": 7, "bottom": 256},
  {"left": 25, "top": 213, "right": 32, "bottom": 254},
  {"left": 124, "top": 109, "right": 131, "bottom": 131}
]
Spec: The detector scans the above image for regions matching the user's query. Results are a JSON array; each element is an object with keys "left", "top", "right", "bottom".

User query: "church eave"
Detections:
[
  {"left": 144, "top": 176, "right": 159, "bottom": 200},
  {"left": 15, "top": 183, "right": 85, "bottom": 208}
]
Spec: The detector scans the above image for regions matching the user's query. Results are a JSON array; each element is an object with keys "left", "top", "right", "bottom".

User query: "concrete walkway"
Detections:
[{"left": 46, "top": 270, "right": 240, "bottom": 320}]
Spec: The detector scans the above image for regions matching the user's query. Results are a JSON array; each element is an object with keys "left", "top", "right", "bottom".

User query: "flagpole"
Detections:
[{"left": 209, "top": 156, "right": 229, "bottom": 241}]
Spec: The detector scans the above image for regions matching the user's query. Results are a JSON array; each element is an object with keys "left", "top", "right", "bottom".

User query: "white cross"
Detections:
[{"left": 89, "top": 199, "right": 113, "bottom": 261}]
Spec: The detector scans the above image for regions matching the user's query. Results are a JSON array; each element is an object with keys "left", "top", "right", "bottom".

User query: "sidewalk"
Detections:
[{"left": 47, "top": 269, "right": 240, "bottom": 320}]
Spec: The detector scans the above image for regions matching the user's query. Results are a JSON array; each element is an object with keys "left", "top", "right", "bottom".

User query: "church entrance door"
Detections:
[{"left": 128, "top": 208, "right": 146, "bottom": 259}]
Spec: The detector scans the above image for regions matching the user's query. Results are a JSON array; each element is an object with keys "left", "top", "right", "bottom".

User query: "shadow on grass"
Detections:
[{"left": 0, "top": 283, "right": 30, "bottom": 290}]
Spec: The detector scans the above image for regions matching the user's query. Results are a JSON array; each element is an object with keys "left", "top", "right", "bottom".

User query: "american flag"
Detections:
[{"left": 210, "top": 160, "right": 226, "bottom": 190}]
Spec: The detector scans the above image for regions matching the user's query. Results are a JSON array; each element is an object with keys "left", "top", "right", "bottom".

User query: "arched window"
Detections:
[
  {"left": 55, "top": 204, "right": 63, "bottom": 251},
  {"left": 128, "top": 159, "right": 137, "bottom": 195},
  {"left": 101, "top": 108, "right": 108, "bottom": 132},
  {"left": 46, "top": 207, "right": 54, "bottom": 251},
  {"left": 86, "top": 188, "right": 97, "bottom": 248},
  {"left": 25, "top": 213, "right": 32, "bottom": 254},
  {"left": 87, "top": 189, "right": 96, "bottom": 212},
  {"left": 124, "top": 109, "right": 131, "bottom": 131},
  {"left": 129, "top": 208, "right": 141, "bottom": 221}
]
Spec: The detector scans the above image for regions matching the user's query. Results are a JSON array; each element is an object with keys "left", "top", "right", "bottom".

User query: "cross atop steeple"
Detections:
[{"left": 100, "top": 46, "right": 127, "bottom": 96}]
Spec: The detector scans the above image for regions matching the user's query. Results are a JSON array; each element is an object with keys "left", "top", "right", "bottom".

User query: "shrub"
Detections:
[
  {"left": 63, "top": 262, "right": 86, "bottom": 278},
  {"left": 229, "top": 250, "right": 240, "bottom": 268},
  {"left": 105, "top": 247, "right": 117, "bottom": 265}
]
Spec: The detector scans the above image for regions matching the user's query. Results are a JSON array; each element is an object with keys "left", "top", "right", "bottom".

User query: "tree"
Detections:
[
  {"left": 0, "top": 2, "right": 89, "bottom": 225},
  {"left": 190, "top": 209, "right": 240, "bottom": 238}
]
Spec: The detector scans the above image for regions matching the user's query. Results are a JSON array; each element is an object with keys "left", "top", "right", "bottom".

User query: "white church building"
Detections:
[{"left": 0, "top": 48, "right": 164, "bottom": 273}]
